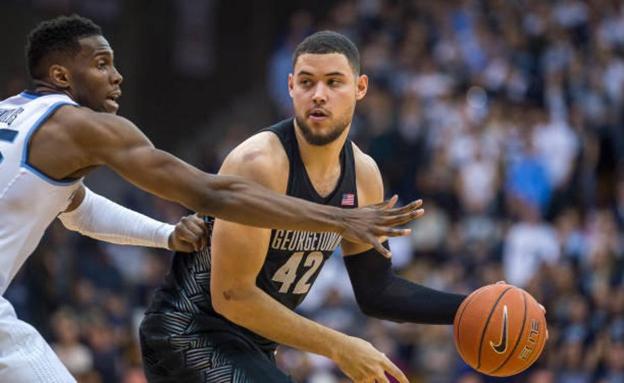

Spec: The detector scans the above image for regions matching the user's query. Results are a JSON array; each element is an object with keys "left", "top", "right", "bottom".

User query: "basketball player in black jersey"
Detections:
[{"left": 140, "top": 31, "right": 469, "bottom": 383}]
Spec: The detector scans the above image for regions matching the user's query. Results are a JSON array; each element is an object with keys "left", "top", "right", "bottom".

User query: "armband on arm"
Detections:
[
  {"left": 344, "top": 242, "right": 467, "bottom": 324},
  {"left": 58, "top": 187, "right": 174, "bottom": 249}
]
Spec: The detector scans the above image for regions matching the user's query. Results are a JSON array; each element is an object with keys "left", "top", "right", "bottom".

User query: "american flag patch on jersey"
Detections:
[{"left": 341, "top": 193, "right": 355, "bottom": 206}]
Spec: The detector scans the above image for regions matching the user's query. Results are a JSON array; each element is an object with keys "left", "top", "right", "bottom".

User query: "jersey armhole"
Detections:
[{"left": 21, "top": 102, "right": 81, "bottom": 186}]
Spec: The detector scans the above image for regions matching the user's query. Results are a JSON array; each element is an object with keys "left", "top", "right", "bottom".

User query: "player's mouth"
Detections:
[
  {"left": 105, "top": 90, "right": 122, "bottom": 112},
  {"left": 307, "top": 107, "right": 330, "bottom": 122}
]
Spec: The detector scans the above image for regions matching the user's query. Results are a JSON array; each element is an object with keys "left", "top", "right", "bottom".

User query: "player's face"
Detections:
[
  {"left": 289, "top": 53, "right": 367, "bottom": 146},
  {"left": 67, "top": 35, "right": 123, "bottom": 114}
]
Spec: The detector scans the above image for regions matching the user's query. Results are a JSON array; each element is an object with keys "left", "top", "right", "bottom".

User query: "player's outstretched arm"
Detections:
[
  {"left": 72, "top": 110, "right": 421, "bottom": 255},
  {"left": 342, "top": 145, "right": 467, "bottom": 324}
]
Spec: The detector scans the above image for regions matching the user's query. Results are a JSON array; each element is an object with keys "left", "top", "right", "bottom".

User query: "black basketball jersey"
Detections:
[{"left": 146, "top": 119, "right": 359, "bottom": 352}]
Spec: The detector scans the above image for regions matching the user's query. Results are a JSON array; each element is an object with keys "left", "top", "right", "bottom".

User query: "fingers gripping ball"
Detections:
[{"left": 453, "top": 284, "right": 547, "bottom": 377}]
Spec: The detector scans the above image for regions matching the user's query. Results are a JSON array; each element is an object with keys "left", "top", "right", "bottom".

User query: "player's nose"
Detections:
[
  {"left": 111, "top": 66, "right": 123, "bottom": 85},
  {"left": 312, "top": 83, "right": 328, "bottom": 104}
]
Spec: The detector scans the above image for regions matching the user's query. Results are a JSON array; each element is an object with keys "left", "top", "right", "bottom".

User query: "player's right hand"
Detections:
[
  {"left": 168, "top": 214, "right": 208, "bottom": 252},
  {"left": 338, "top": 196, "right": 424, "bottom": 257},
  {"left": 333, "top": 336, "right": 409, "bottom": 383}
]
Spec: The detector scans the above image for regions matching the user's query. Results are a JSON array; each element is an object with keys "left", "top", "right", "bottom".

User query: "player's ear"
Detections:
[
  {"left": 355, "top": 74, "right": 368, "bottom": 101},
  {"left": 288, "top": 73, "right": 294, "bottom": 98},
  {"left": 48, "top": 64, "right": 71, "bottom": 90}
]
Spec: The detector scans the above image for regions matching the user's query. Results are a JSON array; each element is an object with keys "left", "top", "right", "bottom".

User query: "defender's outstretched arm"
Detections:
[{"left": 72, "top": 110, "right": 422, "bottom": 254}]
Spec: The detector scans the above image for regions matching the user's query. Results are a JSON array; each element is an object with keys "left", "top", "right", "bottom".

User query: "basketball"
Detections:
[{"left": 453, "top": 284, "right": 547, "bottom": 377}]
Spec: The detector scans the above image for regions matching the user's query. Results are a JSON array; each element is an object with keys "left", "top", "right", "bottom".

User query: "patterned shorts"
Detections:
[{"left": 140, "top": 313, "right": 294, "bottom": 383}]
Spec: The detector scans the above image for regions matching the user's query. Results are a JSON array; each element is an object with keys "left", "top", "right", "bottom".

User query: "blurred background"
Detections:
[{"left": 2, "top": 0, "right": 624, "bottom": 382}]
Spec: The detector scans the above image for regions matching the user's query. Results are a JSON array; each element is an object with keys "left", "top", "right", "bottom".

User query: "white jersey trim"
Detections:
[
  {"left": 20, "top": 100, "right": 80, "bottom": 187},
  {"left": 18, "top": 91, "right": 40, "bottom": 100}
]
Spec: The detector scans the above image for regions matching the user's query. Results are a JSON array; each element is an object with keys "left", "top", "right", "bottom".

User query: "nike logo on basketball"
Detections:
[{"left": 490, "top": 305, "right": 509, "bottom": 354}]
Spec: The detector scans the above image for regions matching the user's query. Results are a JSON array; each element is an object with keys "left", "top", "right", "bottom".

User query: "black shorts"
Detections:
[{"left": 140, "top": 313, "right": 294, "bottom": 383}]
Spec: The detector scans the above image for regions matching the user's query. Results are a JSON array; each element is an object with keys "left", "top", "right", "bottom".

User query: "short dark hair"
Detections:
[
  {"left": 292, "top": 31, "right": 360, "bottom": 75},
  {"left": 26, "top": 14, "right": 102, "bottom": 80}
]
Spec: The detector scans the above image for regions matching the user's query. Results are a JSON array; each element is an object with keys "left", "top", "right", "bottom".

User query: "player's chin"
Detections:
[
  {"left": 103, "top": 99, "right": 120, "bottom": 114},
  {"left": 306, "top": 131, "right": 336, "bottom": 146},
  {"left": 306, "top": 115, "right": 333, "bottom": 129}
]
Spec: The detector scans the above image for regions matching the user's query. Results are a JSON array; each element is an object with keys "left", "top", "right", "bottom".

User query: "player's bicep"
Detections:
[
  {"left": 83, "top": 114, "right": 210, "bottom": 206},
  {"left": 210, "top": 140, "right": 280, "bottom": 300},
  {"left": 210, "top": 219, "right": 271, "bottom": 294},
  {"left": 108, "top": 144, "right": 209, "bottom": 206},
  {"left": 91, "top": 116, "right": 179, "bottom": 181},
  {"left": 79, "top": 112, "right": 155, "bottom": 163}
]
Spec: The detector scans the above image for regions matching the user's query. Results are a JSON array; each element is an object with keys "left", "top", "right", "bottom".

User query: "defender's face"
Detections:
[
  {"left": 68, "top": 35, "right": 123, "bottom": 114},
  {"left": 289, "top": 53, "right": 367, "bottom": 146}
]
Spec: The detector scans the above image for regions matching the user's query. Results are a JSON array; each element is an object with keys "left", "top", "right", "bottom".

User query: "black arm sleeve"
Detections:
[{"left": 343, "top": 243, "right": 467, "bottom": 324}]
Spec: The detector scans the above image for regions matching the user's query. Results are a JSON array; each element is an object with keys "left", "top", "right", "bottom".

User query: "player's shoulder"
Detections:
[
  {"left": 350, "top": 141, "right": 382, "bottom": 181},
  {"left": 32, "top": 105, "right": 96, "bottom": 144},
  {"left": 49, "top": 105, "right": 140, "bottom": 147},
  {"left": 222, "top": 131, "right": 287, "bottom": 170},
  {"left": 50, "top": 105, "right": 131, "bottom": 134},
  {"left": 51, "top": 104, "right": 102, "bottom": 124},
  {"left": 350, "top": 141, "right": 384, "bottom": 203},
  {"left": 220, "top": 131, "right": 288, "bottom": 191}
]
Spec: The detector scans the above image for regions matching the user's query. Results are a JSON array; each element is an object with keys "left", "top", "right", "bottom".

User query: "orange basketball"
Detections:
[{"left": 453, "top": 284, "right": 547, "bottom": 377}]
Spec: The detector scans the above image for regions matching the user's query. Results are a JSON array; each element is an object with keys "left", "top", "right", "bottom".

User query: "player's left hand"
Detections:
[{"left": 168, "top": 214, "right": 209, "bottom": 252}]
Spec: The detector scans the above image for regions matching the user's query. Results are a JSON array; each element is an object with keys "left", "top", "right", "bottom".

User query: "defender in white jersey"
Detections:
[
  {"left": 0, "top": 91, "right": 209, "bottom": 382},
  {"left": 0, "top": 15, "right": 423, "bottom": 383},
  {"left": 0, "top": 91, "right": 206, "bottom": 294}
]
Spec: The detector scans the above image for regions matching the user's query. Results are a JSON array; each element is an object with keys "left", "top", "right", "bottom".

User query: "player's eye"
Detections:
[
  {"left": 299, "top": 79, "right": 312, "bottom": 87},
  {"left": 97, "top": 61, "right": 107, "bottom": 69},
  {"left": 328, "top": 79, "right": 342, "bottom": 87}
]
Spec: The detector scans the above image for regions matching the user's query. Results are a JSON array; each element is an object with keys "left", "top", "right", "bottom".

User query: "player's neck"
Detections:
[
  {"left": 293, "top": 119, "right": 349, "bottom": 174},
  {"left": 33, "top": 80, "right": 73, "bottom": 99}
]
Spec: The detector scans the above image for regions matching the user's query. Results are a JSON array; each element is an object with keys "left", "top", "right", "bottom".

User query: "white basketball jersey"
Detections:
[{"left": 0, "top": 91, "right": 80, "bottom": 295}]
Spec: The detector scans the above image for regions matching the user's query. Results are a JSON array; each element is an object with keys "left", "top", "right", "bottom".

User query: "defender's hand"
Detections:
[
  {"left": 168, "top": 214, "right": 208, "bottom": 252},
  {"left": 338, "top": 196, "right": 424, "bottom": 257},
  {"left": 333, "top": 336, "right": 408, "bottom": 383}
]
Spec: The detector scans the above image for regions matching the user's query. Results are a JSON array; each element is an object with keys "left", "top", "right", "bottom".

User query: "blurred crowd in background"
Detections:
[{"left": 3, "top": 0, "right": 624, "bottom": 382}]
